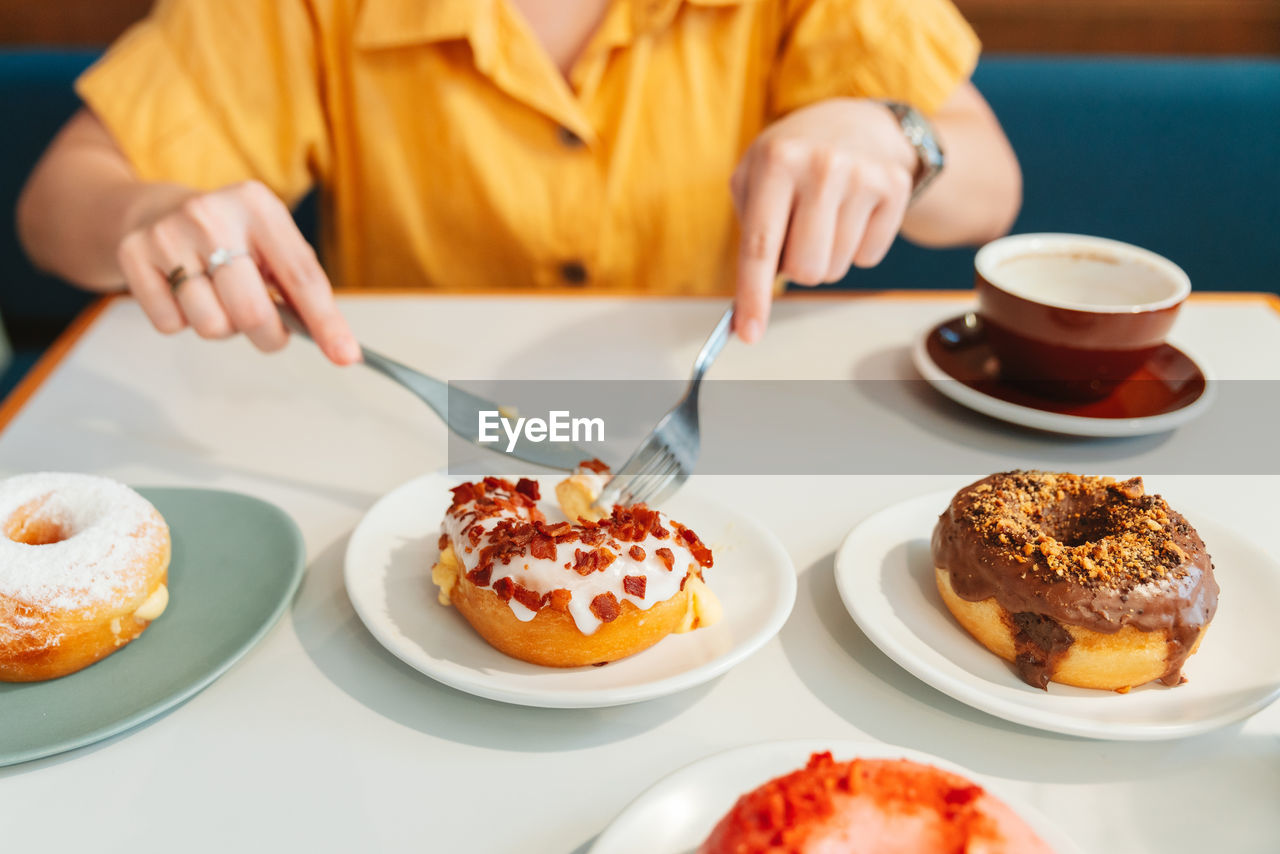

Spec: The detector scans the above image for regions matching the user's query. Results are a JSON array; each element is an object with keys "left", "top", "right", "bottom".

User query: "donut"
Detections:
[
  {"left": 698, "top": 751, "right": 1054, "bottom": 853},
  {"left": 0, "top": 472, "right": 171, "bottom": 682},
  {"left": 431, "top": 471, "right": 720, "bottom": 667},
  {"left": 931, "top": 471, "right": 1217, "bottom": 691}
]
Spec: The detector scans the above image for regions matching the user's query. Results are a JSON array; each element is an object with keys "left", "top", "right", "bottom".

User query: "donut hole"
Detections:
[
  {"left": 4, "top": 497, "right": 72, "bottom": 546},
  {"left": 1042, "top": 497, "right": 1127, "bottom": 547}
]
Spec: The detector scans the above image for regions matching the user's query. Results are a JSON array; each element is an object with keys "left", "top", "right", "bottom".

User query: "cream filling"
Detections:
[
  {"left": 432, "top": 546, "right": 460, "bottom": 605},
  {"left": 675, "top": 574, "right": 722, "bottom": 633},
  {"left": 554, "top": 471, "right": 610, "bottom": 523},
  {"left": 132, "top": 584, "right": 169, "bottom": 621}
]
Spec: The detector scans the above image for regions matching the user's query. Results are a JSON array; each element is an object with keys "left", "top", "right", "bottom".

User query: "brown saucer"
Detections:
[{"left": 924, "top": 315, "right": 1207, "bottom": 420}]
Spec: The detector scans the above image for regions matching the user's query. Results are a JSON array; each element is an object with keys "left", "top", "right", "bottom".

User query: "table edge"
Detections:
[{"left": 0, "top": 289, "right": 1275, "bottom": 437}]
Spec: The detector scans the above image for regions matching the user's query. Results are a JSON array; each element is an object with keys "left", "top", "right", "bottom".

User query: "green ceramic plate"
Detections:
[{"left": 0, "top": 487, "right": 305, "bottom": 767}]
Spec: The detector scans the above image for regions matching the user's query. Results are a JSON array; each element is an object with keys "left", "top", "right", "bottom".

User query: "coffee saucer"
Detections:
[{"left": 912, "top": 313, "right": 1213, "bottom": 437}]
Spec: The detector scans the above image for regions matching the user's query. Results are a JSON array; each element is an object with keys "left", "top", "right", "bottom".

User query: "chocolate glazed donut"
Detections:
[{"left": 931, "top": 471, "right": 1218, "bottom": 690}]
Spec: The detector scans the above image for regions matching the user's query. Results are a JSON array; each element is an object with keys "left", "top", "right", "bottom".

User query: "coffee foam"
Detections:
[{"left": 990, "top": 252, "right": 1179, "bottom": 309}]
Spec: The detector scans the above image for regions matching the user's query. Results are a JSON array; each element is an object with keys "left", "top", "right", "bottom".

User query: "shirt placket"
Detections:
[{"left": 470, "top": 3, "right": 618, "bottom": 291}]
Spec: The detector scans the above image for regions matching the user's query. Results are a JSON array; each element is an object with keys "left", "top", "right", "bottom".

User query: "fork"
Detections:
[
  {"left": 592, "top": 305, "right": 734, "bottom": 511},
  {"left": 274, "top": 302, "right": 592, "bottom": 471}
]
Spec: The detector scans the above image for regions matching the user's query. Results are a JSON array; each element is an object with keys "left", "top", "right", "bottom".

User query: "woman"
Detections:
[{"left": 17, "top": 0, "right": 1020, "bottom": 364}]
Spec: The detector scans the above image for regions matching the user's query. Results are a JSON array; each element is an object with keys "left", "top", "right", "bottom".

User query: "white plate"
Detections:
[
  {"left": 834, "top": 490, "right": 1280, "bottom": 740},
  {"left": 590, "top": 738, "right": 1084, "bottom": 854},
  {"left": 911, "top": 330, "right": 1214, "bottom": 437},
  {"left": 344, "top": 472, "right": 796, "bottom": 708}
]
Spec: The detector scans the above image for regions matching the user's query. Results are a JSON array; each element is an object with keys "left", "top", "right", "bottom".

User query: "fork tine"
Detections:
[
  {"left": 625, "top": 445, "right": 673, "bottom": 478},
  {"left": 641, "top": 474, "right": 687, "bottom": 509},
  {"left": 615, "top": 449, "right": 676, "bottom": 504},
  {"left": 599, "top": 442, "right": 668, "bottom": 504},
  {"left": 621, "top": 459, "right": 683, "bottom": 507}
]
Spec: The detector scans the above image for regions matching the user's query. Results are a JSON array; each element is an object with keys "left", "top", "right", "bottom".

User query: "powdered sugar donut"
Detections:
[{"left": 0, "top": 472, "right": 171, "bottom": 682}]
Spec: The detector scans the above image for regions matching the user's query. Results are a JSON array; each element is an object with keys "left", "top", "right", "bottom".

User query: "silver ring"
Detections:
[{"left": 205, "top": 247, "right": 249, "bottom": 276}]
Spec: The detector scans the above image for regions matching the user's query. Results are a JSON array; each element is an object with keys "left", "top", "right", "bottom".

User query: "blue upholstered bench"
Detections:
[{"left": 2, "top": 51, "right": 1277, "bottom": 396}]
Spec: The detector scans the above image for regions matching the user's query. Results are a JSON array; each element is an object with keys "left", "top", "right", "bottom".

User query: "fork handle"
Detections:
[
  {"left": 687, "top": 305, "right": 734, "bottom": 396},
  {"left": 275, "top": 301, "right": 450, "bottom": 411}
]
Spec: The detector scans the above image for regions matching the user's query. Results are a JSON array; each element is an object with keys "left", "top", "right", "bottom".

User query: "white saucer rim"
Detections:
[
  {"left": 911, "top": 317, "right": 1215, "bottom": 437},
  {"left": 833, "top": 490, "right": 1280, "bottom": 741}
]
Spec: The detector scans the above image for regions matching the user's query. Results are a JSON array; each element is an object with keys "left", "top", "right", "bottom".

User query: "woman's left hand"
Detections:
[{"left": 730, "top": 98, "right": 919, "bottom": 343}]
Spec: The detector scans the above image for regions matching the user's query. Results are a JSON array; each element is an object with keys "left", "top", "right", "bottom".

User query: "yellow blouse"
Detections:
[{"left": 77, "top": 0, "right": 978, "bottom": 294}]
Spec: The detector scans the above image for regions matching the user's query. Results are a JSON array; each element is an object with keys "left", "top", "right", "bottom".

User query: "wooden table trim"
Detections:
[{"left": 0, "top": 296, "right": 115, "bottom": 435}]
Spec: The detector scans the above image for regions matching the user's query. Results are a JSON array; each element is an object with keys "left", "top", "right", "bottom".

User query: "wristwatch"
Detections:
[{"left": 879, "top": 101, "right": 944, "bottom": 198}]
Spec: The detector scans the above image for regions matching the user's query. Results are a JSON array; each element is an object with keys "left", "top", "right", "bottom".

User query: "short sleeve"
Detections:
[
  {"left": 75, "top": 0, "right": 329, "bottom": 205},
  {"left": 770, "top": 0, "right": 981, "bottom": 118}
]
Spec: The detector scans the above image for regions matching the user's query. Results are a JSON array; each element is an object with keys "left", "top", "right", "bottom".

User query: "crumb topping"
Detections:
[{"left": 957, "top": 471, "right": 1195, "bottom": 588}]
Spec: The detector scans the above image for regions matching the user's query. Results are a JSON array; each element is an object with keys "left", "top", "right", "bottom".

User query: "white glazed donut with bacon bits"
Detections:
[{"left": 431, "top": 472, "right": 720, "bottom": 667}]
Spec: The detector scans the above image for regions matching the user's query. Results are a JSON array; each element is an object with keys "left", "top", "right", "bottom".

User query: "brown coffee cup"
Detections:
[{"left": 974, "top": 234, "right": 1191, "bottom": 401}]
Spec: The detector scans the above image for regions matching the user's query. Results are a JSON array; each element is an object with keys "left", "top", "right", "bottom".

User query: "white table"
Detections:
[{"left": 2, "top": 292, "right": 1278, "bottom": 853}]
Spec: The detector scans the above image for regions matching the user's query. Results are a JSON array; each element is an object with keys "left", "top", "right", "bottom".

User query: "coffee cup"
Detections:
[{"left": 974, "top": 233, "right": 1191, "bottom": 400}]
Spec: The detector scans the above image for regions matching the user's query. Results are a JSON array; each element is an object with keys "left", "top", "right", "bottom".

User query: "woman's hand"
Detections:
[
  {"left": 730, "top": 98, "right": 918, "bottom": 343},
  {"left": 116, "top": 180, "right": 359, "bottom": 365}
]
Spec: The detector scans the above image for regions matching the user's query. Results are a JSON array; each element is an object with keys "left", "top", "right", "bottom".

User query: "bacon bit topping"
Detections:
[
  {"left": 599, "top": 504, "right": 666, "bottom": 542},
  {"left": 579, "top": 458, "right": 611, "bottom": 474},
  {"left": 448, "top": 477, "right": 544, "bottom": 523},
  {"left": 655, "top": 548, "right": 675, "bottom": 572},
  {"left": 437, "top": 533, "right": 450, "bottom": 551},
  {"left": 467, "top": 526, "right": 483, "bottom": 547},
  {"left": 629, "top": 545, "right": 646, "bottom": 561},
  {"left": 578, "top": 526, "right": 606, "bottom": 546},
  {"left": 573, "top": 547, "right": 617, "bottom": 575},
  {"left": 548, "top": 589, "right": 572, "bottom": 613},
  {"left": 623, "top": 575, "right": 647, "bottom": 598},
  {"left": 491, "top": 576, "right": 514, "bottom": 601},
  {"left": 449, "top": 481, "right": 479, "bottom": 508},
  {"left": 512, "top": 583, "right": 545, "bottom": 612},
  {"left": 515, "top": 478, "right": 540, "bottom": 501},
  {"left": 466, "top": 566, "right": 492, "bottom": 587},
  {"left": 529, "top": 533, "right": 557, "bottom": 561},
  {"left": 674, "top": 522, "right": 714, "bottom": 568},
  {"left": 590, "top": 592, "right": 621, "bottom": 622}
]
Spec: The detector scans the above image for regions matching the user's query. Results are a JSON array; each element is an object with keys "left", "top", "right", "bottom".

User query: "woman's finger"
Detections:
[
  {"left": 172, "top": 275, "right": 233, "bottom": 339},
  {"left": 733, "top": 155, "right": 794, "bottom": 344},
  {"left": 853, "top": 171, "right": 912, "bottom": 268},
  {"left": 146, "top": 221, "right": 232, "bottom": 340},
  {"left": 240, "top": 183, "right": 358, "bottom": 364},
  {"left": 825, "top": 187, "right": 880, "bottom": 282},
  {"left": 208, "top": 254, "right": 289, "bottom": 352},
  {"left": 117, "top": 231, "right": 186, "bottom": 334},
  {"left": 779, "top": 155, "right": 847, "bottom": 286}
]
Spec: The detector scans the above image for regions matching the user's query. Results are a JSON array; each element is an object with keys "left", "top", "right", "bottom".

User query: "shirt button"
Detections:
[
  {"left": 557, "top": 125, "right": 585, "bottom": 148},
  {"left": 559, "top": 260, "right": 589, "bottom": 286}
]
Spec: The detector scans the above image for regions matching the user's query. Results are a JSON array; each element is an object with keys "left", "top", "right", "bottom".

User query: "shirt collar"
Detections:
[
  {"left": 354, "top": 0, "right": 484, "bottom": 50},
  {"left": 355, "top": 0, "right": 758, "bottom": 50}
]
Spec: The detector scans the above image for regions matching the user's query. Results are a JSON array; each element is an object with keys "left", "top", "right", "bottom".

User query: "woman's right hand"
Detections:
[{"left": 116, "top": 179, "right": 360, "bottom": 365}]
